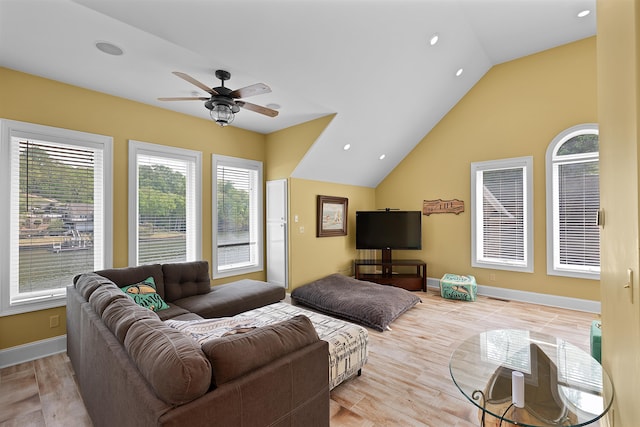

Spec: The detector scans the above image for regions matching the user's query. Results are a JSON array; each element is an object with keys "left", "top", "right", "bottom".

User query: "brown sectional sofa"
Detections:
[{"left": 66, "top": 261, "right": 330, "bottom": 427}]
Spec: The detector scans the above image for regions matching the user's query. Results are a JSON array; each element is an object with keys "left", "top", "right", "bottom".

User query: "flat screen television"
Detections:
[{"left": 355, "top": 210, "right": 422, "bottom": 250}]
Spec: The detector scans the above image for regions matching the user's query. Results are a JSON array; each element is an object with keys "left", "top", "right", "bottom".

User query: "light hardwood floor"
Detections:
[{"left": 0, "top": 291, "right": 601, "bottom": 427}]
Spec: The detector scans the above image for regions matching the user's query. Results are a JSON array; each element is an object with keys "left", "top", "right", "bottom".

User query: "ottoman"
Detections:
[
  {"left": 240, "top": 302, "right": 369, "bottom": 389},
  {"left": 440, "top": 273, "right": 477, "bottom": 302},
  {"left": 590, "top": 320, "right": 602, "bottom": 363}
]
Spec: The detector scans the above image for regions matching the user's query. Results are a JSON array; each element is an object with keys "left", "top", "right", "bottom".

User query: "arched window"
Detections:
[{"left": 546, "top": 124, "right": 599, "bottom": 279}]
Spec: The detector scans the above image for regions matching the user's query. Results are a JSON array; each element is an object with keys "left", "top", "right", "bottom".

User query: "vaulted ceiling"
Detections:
[{"left": 0, "top": 0, "right": 596, "bottom": 187}]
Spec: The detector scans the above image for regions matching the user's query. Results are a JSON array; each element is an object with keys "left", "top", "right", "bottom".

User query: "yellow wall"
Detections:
[
  {"left": 265, "top": 114, "right": 335, "bottom": 181},
  {"left": 0, "top": 67, "right": 267, "bottom": 349},
  {"left": 288, "top": 178, "right": 375, "bottom": 288},
  {"left": 376, "top": 37, "right": 599, "bottom": 300},
  {"left": 597, "top": 0, "right": 640, "bottom": 424}
]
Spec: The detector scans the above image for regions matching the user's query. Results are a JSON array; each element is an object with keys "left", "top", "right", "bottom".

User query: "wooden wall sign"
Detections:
[{"left": 423, "top": 199, "right": 465, "bottom": 216}]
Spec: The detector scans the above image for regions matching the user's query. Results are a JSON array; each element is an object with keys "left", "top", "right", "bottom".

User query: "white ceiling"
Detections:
[{"left": 0, "top": 0, "right": 596, "bottom": 188}]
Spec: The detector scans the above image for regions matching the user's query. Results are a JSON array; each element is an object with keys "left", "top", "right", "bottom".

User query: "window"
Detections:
[
  {"left": 471, "top": 156, "right": 533, "bottom": 272},
  {"left": 212, "top": 155, "right": 263, "bottom": 278},
  {"left": 128, "top": 141, "right": 201, "bottom": 266},
  {"left": 546, "top": 124, "right": 599, "bottom": 279},
  {"left": 0, "top": 119, "right": 112, "bottom": 316}
]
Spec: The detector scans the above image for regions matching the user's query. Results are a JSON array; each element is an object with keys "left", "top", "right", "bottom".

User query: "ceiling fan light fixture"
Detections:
[
  {"left": 210, "top": 104, "right": 235, "bottom": 126},
  {"left": 160, "top": 70, "right": 277, "bottom": 125}
]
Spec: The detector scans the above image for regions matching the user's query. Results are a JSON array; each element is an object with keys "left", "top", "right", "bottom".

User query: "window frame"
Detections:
[
  {"left": 0, "top": 119, "right": 113, "bottom": 316},
  {"left": 545, "top": 123, "right": 600, "bottom": 280},
  {"left": 212, "top": 154, "right": 264, "bottom": 278},
  {"left": 471, "top": 156, "right": 534, "bottom": 273},
  {"left": 128, "top": 140, "right": 202, "bottom": 266}
]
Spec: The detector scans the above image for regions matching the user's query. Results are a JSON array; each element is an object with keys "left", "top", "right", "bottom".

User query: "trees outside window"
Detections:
[
  {"left": 0, "top": 120, "right": 112, "bottom": 315},
  {"left": 212, "top": 155, "right": 263, "bottom": 278},
  {"left": 128, "top": 141, "right": 201, "bottom": 266}
]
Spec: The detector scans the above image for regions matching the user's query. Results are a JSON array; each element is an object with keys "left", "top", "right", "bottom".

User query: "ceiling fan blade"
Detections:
[
  {"left": 229, "top": 83, "right": 271, "bottom": 99},
  {"left": 172, "top": 72, "right": 218, "bottom": 95},
  {"left": 236, "top": 101, "right": 279, "bottom": 117},
  {"left": 158, "top": 97, "right": 210, "bottom": 101}
]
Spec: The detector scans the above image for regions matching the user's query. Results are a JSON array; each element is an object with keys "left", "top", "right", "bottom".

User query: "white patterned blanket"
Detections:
[{"left": 165, "top": 316, "right": 267, "bottom": 345}]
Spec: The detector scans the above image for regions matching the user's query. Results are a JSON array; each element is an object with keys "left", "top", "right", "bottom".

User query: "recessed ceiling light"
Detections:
[
  {"left": 429, "top": 33, "right": 439, "bottom": 46},
  {"left": 343, "top": 144, "right": 351, "bottom": 151},
  {"left": 266, "top": 103, "right": 281, "bottom": 110},
  {"left": 455, "top": 68, "right": 464, "bottom": 77},
  {"left": 379, "top": 154, "right": 386, "bottom": 160},
  {"left": 95, "top": 41, "right": 123, "bottom": 56},
  {"left": 577, "top": 9, "right": 591, "bottom": 18}
]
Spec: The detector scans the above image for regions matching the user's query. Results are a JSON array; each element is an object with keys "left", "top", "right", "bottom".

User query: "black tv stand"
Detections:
[
  {"left": 381, "top": 248, "right": 393, "bottom": 275},
  {"left": 354, "top": 255, "right": 427, "bottom": 292}
]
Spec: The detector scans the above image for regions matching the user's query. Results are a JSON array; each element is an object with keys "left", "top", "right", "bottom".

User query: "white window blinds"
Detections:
[
  {"left": 547, "top": 124, "right": 600, "bottom": 279},
  {"left": 129, "top": 140, "right": 201, "bottom": 266},
  {"left": 213, "top": 155, "right": 263, "bottom": 277},
  {"left": 556, "top": 161, "right": 600, "bottom": 269},
  {"left": 472, "top": 157, "right": 533, "bottom": 273},
  {"left": 481, "top": 168, "right": 525, "bottom": 263},
  {"left": 1, "top": 119, "right": 112, "bottom": 315},
  {"left": 12, "top": 139, "right": 101, "bottom": 302}
]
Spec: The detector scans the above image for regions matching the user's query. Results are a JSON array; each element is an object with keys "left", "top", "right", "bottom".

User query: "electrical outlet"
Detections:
[
  {"left": 489, "top": 273, "right": 496, "bottom": 282},
  {"left": 49, "top": 315, "right": 60, "bottom": 328}
]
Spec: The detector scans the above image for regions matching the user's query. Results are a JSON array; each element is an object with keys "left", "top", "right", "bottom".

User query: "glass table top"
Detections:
[{"left": 449, "top": 329, "right": 614, "bottom": 427}]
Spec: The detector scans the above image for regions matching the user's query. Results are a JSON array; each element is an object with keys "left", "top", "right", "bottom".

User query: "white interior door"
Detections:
[{"left": 266, "top": 179, "right": 288, "bottom": 287}]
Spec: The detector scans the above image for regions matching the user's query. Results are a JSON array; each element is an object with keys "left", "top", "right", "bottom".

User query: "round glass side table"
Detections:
[{"left": 449, "top": 329, "right": 614, "bottom": 427}]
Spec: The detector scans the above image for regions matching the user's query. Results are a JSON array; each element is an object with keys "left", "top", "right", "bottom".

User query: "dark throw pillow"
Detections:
[{"left": 121, "top": 276, "right": 169, "bottom": 312}]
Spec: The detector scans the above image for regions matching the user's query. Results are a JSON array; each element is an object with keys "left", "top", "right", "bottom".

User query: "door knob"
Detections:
[{"left": 625, "top": 268, "right": 633, "bottom": 303}]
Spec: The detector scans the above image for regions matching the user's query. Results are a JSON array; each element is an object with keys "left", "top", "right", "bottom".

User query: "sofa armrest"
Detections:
[{"left": 201, "top": 315, "right": 320, "bottom": 386}]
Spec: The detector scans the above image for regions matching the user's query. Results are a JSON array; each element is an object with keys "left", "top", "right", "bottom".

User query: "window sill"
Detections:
[
  {"left": 0, "top": 295, "right": 66, "bottom": 317},
  {"left": 547, "top": 268, "right": 600, "bottom": 281},
  {"left": 472, "top": 260, "right": 534, "bottom": 274},
  {"left": 213, "top": 265, "right": 263, "bottom": 279}
]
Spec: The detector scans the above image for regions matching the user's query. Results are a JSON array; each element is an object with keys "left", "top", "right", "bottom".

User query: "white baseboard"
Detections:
[
  {"left": 426, "top": 277, "right": 601, "bottom": 314},
  {"left": 0, "top": 335, "right": 67, "bottom": 369}
]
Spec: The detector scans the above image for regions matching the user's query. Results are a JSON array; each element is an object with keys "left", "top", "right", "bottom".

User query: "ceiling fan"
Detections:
[{"left": 158, "top": 70, "right": 278, "bottom": 127}]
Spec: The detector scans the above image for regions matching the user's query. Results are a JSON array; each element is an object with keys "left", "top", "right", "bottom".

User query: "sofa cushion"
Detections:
[
  {"left": 155, "top": 304, "right": 193, "bottom": 321},
  {"left": 120, "top": 276, "right": 170, "bottom": 312},
  {"left": 162, "top": 261, "right": 211, "bottom": 302},
  {"left": 101, "top": 297, "right": 159, "bottom": 342},
  {"left": 96, "top": 264, "right": 166, "bottom": 299},
  {"left": 165, "top": 311, "right": 204, "bottom": 322},
  {"left": 201, "top": 315, "right": 319, "bottom": 387},
  {"left": 291, "top": 273, "right": 421, "bottom": 332},
  {"left": 88, "top": 284, "right": 129, "bottom": 317},
  {"left": 174, "top": 279, "right": 285, "bottom": 318},
  {"left": 124, "top": 318, "right": 211, "bottom": 405},
  {"left": 74, "top": 272, "right": 115, "bottom": 300}
]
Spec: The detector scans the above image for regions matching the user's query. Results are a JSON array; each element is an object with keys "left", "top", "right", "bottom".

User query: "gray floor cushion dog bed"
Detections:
[{"left": 291, "top": 273, "right": 421, "bottom": 332}]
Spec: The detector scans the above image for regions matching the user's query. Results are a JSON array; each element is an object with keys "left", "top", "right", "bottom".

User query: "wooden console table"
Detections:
[{"left": 354, "top": 259, "right": 427, "bottom": 292}]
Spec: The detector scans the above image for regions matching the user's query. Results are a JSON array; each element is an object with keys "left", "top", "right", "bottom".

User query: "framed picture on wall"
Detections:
[{"left": 317, "top": 195, "right": 348, "bottom": 237}]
